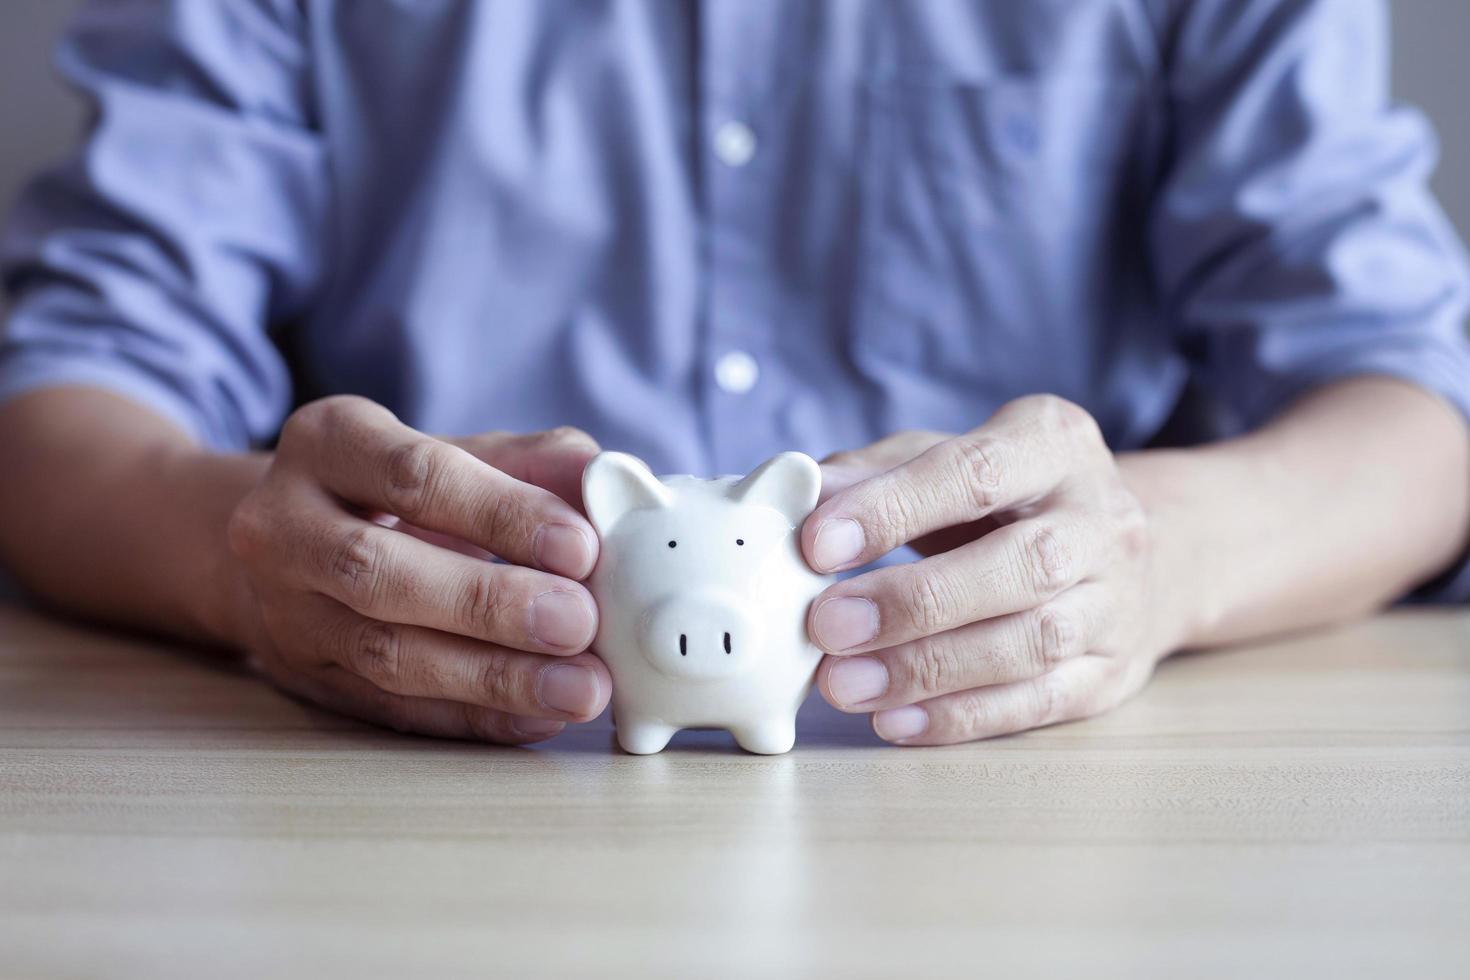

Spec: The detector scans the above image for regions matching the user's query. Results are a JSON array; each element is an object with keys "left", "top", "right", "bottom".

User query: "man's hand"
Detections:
[
  {"left": 225, "top": 396, "right": 611, "bottom": 744},
  {"left": 801, "top": 396, "right": 1175, "bottom": 745}
]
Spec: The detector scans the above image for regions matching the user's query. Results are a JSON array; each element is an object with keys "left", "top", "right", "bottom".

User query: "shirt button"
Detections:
[
  {"left": 714, "top": 350, "right": 760, "bottom": 394},
  {"left": 713, "top": 121, "right": 757, "bottom": 167}
]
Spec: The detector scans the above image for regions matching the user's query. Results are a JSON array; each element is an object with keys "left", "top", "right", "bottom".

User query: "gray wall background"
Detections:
[{"left": 1, "top": 1, "right": 1468, "bottom": 290}]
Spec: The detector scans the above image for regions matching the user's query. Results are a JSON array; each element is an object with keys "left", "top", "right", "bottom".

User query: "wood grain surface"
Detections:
[{"left": 1, "top": 603, "right": 1467, "bottom": 979}]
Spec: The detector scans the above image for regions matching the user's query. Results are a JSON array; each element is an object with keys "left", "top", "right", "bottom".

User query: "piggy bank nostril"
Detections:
[{"left": 639, "top": 594, "right": 764, "bottom": 675}]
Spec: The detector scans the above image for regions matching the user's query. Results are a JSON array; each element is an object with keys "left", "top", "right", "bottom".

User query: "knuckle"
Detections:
[
  {"left": 457, "top": 571, "right": 509, "bottom": 636},
  {"left": 298, "top": 395, "right": 363, "bottom": 435},
  {"left": 908, "top": 638, "right": 968, "bottom": 697},
  {"left": 319, "top": 393, "right": 379, "bottom": 424},
  {"left": 281, "top": 396, "right": 385, "bottom": 457},
  {"left": 1029, "top": 604, "right": 1078, "bottom": 669},
  {"left": 474, "top": 653, "right": 529, "bottom": 710},
  {"left": 1021, "top": 525, "right": 1072, "bottom": 596},
  {"left": 353, "top": 621, "right": 405, "bottom": 690},
  {"left": 1010, "top": 394, "right": 1102, "bottom": 446},
  {"left": 1114, "top": 494, "right": 1150, "bottom": 559},
  {"left": 950, "top": 435, "right": 1005, "bottom": 513},
  {"left": 1057, "top": 401, "right": 1104, "bottom": 447},
  {"left": 481, "top": 488, "right": 534, "bottom": 549},
  {"left": 999, "top": 393, "right": 1059, "bottom": 423},
  {"left": 949, "top": 690, "right": 988, "bottom": 738},
  {"left": 1036, "top": 394, "right": 1087, "bottom": 431},
  {"left": 225, "top": 498, "right": 268, "bottom": 560},
  {"left": 865, "top": 481, "right": 926, "bottom": 546},
  {"left": 278, "top": 404, "right": 323, "bottom": 453},
  {"left": 330, "top": 525, "right": 388, "bottom": 607},
  {"left": 382, "top": 439, "right": 448, "bottom": 520},
  {"left": 900, "top": 573, "right": 961, "bottom": 635}
]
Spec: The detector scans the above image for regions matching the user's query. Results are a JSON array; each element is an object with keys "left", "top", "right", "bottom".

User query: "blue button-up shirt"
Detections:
[{"left": 4, "top": 1, "right": 1470, "bottom": 593}]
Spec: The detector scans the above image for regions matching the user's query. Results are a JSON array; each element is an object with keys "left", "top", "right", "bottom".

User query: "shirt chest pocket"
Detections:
[{"left": 853, "top": 73, "right": 1150, "bottom": 396}]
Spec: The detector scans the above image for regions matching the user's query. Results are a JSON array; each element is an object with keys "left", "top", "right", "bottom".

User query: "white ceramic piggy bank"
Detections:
[{"left": 582, "top": 451, "right": 833, "bottom": 755}]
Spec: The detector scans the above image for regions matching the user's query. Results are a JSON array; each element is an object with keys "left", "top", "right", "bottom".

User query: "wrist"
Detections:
[
  {"left": 1117, "top": 448, "right": 1227, "bottom": 654},
  {"left": 153, "top": 445, "right": 271, "bottom": 647}
]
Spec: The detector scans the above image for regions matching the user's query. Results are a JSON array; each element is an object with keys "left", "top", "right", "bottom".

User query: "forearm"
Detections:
[
  {"left": 0, "top": 387, "right": 264, "bottom": 645},
  {"left": 1123, "top": 377, "right": 1470, "bottom": 650}
]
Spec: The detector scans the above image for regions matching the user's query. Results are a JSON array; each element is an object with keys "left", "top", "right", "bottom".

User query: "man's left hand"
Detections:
[{"left": 802, "top": 395, "right": 1177, "bottom": 745}]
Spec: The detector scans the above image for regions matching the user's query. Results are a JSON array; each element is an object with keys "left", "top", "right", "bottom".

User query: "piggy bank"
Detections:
[{"left": 582, "top": 451, "right": 833, "bottom": 754}]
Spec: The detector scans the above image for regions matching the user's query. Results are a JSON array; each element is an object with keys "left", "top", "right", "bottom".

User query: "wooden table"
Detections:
[{"left": 1, "top": 603, "right": 1467, "bottom": 979}]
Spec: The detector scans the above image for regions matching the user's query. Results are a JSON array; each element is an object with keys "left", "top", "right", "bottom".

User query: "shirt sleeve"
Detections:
[
  {"left": 1150, "top": 0, "right": 1470, "bottom": 602},
  {"left": 0, "top": 0, "right": 325, "bottom": 449}
]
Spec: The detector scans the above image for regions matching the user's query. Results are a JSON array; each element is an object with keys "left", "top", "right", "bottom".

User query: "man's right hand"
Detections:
[{"left": 224, "top": 395, "right": 610, "bottom": 744}]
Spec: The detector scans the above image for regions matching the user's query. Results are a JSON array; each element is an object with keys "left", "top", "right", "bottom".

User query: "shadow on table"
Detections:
[{"left": 539, "top": 692, "right": 884, "bottom": 756}]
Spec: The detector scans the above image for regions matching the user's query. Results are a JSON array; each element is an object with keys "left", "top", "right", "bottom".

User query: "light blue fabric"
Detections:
[{"left": 4, "top": 0, "right": 1470, "bottom": 597}]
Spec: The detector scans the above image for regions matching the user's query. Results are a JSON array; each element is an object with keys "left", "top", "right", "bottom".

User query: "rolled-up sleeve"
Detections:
[
  {"left": 0, "top": 0, "right": 325, "bottom": 449},
  {"left": 1151, "top": 0, "right": 1470, "bottom": 601}
]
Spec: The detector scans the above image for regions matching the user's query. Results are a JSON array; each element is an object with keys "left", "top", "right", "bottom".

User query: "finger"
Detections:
[
  {"left": 808, "top": 511, "right": 1114, "bottom": 654},
  {"left": 305, "top": 597, "right": 610, "bottom": 721},
  {"left": 802, "top": 395, "right": 1106, "bottom": 572},
  {"left": 818, "top": 585, "right": 1104, "bottom": 711},
  {"left": 451, "top": 426, "right": 601, "bottom": 513},
  {"left": 379, "top": 515, "right": 494, "bottom": 561},
  {"left": 817, "top": 430, "right": 949, "bottom": 504},
  {"left": 280, "top": 397, "right": 596, "bottom": 578},
  {"left": 870, "top": 654, "right": 1137, "bottom": 746},
  {"left": 264, "top": 486, "right": 597, "bottom": 652},
  {"left": 271, "top": 662, "right": 568, "bottom": 744}
]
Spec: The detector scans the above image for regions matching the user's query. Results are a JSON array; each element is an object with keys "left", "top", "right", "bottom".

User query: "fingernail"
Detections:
[
  {"left": 534, "top": 523, "right": 594, "bottom": 578},
  {"left": 512, "top": 716, "right": 566, "bottom": 737},
  {"left": 530, "top": 590, "right": 595, "bottom": 650},
  {"left": 811, "top": 518, "right": 865, "bottom": 571},
  {"left": 874, "top": 705, "right": 929, "bottom": 742},
  {"left": 827, "top": 656, "right": 888, "bottom": 706},
  {"left": 537, "top": 663, "right": 602, "bottom": 717},
  {"left": 812, "top": 596, "right": 879, "bottom": 651}
]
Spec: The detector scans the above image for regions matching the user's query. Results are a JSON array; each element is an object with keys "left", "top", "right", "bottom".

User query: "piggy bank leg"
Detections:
[
  {"left": 731, "top": 717, "right": 797, "bottom": 755},
  {"left": 616, "top": 715, "right": 678, "bottom": 755}
]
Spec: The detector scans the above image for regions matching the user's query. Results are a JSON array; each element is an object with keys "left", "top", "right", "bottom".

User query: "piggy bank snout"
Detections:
[{"left": 640, "top": 592, "right": 762, "bottom": 680}]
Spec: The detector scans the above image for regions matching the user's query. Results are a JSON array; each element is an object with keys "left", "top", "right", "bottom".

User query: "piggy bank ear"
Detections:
[
  {"left": 730, "top": 452, "right": 822, "bottom": 526},
  {"left": 583, "top": 451, "right": 673, "bottom": 533}
]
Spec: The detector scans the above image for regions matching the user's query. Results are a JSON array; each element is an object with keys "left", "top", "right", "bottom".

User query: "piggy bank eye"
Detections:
[
  {"left": 735, "top": 538, "right": 744, "bottom": 546},
  {"left": 667, "top": 540, "right": 677, "bottom": 548}
]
